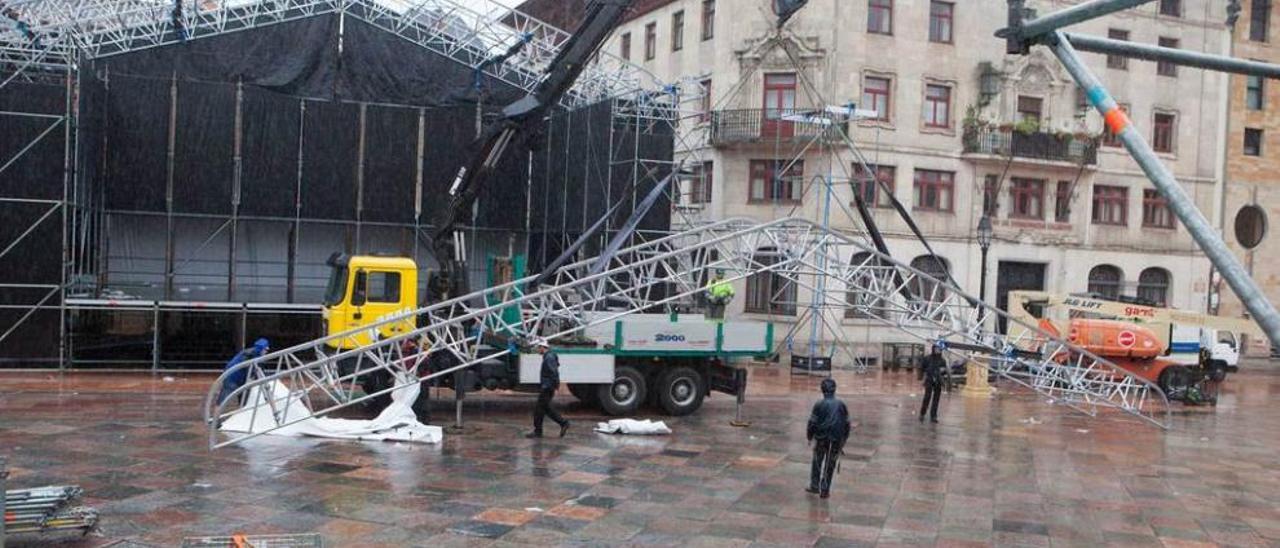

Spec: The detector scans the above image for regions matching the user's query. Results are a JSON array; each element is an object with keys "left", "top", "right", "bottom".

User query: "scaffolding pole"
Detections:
[
  {"left": 1014, "top": 0, "right": 1154, "bottom": 39},
  {"left": 1063, "top": 33, "right": 1280, "bottom": 79},
  {"left": 1046, "top": 31, "right": 1280, "bottom": 348}
]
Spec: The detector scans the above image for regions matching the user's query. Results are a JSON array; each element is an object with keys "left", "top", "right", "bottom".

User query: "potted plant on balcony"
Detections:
[{"left": 962, "top": 105, "right": 988, "bottom": 150}]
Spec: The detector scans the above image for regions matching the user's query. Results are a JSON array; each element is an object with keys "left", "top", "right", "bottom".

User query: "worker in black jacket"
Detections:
[
  {"left": 919, "top": 342, "right": 948, "bottom": 423},
  {"left": 806, "top": 378, "right": 850, "bottom": 499},
  {"left": 527, "top": 338, "right": 570, "bottom": 438}
]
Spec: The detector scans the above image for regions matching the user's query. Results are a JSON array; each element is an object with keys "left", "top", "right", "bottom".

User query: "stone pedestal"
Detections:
[{"left": 963, "top": 358, "right": 994, "bottom": 397}]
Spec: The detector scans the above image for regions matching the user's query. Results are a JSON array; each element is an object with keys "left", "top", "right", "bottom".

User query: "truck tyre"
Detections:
[
  {"left": 1158, "top": 365, "right": 1192, "bottom": 396},
  {"left": 597, "top": 365, "right": 646, "bottom": 416},
  {"left": 657, "top": 366, "right": 705, "bottom": 416},
  {"left": 568, "top": 383, "right": 600, "bottom": 406},
  {"left": 1205, "top": 360, "right": 1229, "bottom": 382}
]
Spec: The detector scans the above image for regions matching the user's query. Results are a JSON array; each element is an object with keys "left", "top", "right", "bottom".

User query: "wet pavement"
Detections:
[{"left": 2, "top": 362, "right": 1280, "bottom": 547}]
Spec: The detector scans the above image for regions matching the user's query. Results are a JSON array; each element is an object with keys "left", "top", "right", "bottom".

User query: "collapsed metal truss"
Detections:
[
  {"left": 0, "top": 0, "right": 658, "bottom": 107},
  {"left": 205, "top": 217, "right": 1171, "bottom": 449}
]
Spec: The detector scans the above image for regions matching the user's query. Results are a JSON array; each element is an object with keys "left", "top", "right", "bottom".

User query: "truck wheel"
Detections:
[
  {"left": 1205, "top": 360, "right": 1229, "bottom": 382},
  {"left": 1158, "top": 365, "right": 1192, "bottom": 395},
  {"left": 568, "top": 383, "right": 600, "bottom": 406},
  {"left": 657, "top": 366, "right": 705, "bottom": 416},
  {"left": 597, "top": 365, "right": 646, "bottom": 416}
]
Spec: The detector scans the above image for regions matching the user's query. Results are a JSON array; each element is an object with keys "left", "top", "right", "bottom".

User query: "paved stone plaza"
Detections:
[{"left": 1, "top": 363, "right": 1278, "bottom": 547}]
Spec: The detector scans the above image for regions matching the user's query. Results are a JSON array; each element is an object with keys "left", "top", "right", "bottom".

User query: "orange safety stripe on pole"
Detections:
[{"left": 1103, "top": 107, "right": 1129, "bottom": 136}]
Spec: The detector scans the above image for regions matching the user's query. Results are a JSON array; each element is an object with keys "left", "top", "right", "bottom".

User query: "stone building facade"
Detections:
[
  {"left": 1218, "top": 0, "right": 1279, "bottom": 356},
  {"left": 519, "top": 0, "right": 1232, "bottom": 361}
]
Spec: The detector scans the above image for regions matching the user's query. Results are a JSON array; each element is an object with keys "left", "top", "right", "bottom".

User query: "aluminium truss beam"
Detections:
[
  {"left": 205, "top": 217, "right": 1171, "bottom": 450},
  {"left": 0, "top": 0, "right": 659, "bottom": 107}
]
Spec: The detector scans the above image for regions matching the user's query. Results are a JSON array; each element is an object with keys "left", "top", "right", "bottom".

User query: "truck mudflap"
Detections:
[{"left": 709, "top": 366, "right": 748, "bottom": 396}]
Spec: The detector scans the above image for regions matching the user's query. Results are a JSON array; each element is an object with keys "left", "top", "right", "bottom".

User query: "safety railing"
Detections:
[
  {"left": 963, "top": 125, "right": 1098, "bottom": 165},
  {"left": 709, "top": 109, "right": 847, "bottom": 146}
]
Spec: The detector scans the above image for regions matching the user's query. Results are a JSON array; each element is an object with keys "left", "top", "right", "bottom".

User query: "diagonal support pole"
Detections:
[{"left": 1047, "top": 31, "right": 1280, "bottom": 349}]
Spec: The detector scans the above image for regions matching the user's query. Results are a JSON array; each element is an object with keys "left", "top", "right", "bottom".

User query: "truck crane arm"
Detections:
[{"left": 429, "top": 0, "right": 634, "bottom": 299}]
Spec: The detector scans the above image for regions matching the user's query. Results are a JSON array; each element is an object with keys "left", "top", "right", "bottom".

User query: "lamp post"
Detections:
[
  {"left": 966, "top": 215, "right": 995, "bottom": 397},
  {"left": 976, "top": 215, "right": 993, "bottom": 304}
]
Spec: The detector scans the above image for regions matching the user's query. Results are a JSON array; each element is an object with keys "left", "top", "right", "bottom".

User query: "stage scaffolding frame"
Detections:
[{"left": 0, "top": 0, "right": 690, "bottom": 369}]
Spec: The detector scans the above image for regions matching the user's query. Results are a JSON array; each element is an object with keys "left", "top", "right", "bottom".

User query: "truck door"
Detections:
[{"left": 349, "top": 269, "right": 405, "bottom": 346}]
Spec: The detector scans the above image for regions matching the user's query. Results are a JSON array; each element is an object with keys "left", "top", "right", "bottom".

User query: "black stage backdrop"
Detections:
[{"left": 0, "top": 13, "right": 673, "bottom": 367}]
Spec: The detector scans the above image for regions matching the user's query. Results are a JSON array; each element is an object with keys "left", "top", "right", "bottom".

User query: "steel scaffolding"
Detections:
[
  {"left": 0, "top": 0, "right": 659, "bottom": 107},
  {"left": 0, "top": 0, "right": 671, "bottom": 368}
]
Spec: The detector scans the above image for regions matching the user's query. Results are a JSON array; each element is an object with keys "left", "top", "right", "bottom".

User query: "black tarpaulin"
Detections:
[
  {"left": 174, "top": 79, "right": 236, "bottom": 215},
  {"left": 363, "top": 104, "right": 419, "bottom": 224},
  {"left": 240, "top": 87, "right": 302, "bottom": 218},
  {"left": 0, "top": 83, "right": 65, "bottom": 201},
  {"left": 103, "top": 74, "right": 169, "bottom": 212},
  {"left": 299, "top": 99, "right": 359, "bottom": 220},
  {"left": 87, "top": 15, "right": 523, "bottom": 108},
  {"left": 419, "top": 106, "right": 476, "bottom": 228}
]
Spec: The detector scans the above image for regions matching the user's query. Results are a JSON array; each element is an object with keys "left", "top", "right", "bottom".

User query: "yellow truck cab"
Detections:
[{"left": 322, "top": 253, "right": 418, "bottom": 349}]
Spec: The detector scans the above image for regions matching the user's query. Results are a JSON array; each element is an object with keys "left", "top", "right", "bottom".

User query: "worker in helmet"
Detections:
[
  {"left": 527, "top": 338, "right": 570, "bottom": 439},
  {"left": 705, "top": 269, "right": 735, "bottom": 321},
  {"left": 806, "top": 378, "right": 850, "bottom": 499},
  {"left": 919, "top": 342, "right": 948, "bottom": 423}
]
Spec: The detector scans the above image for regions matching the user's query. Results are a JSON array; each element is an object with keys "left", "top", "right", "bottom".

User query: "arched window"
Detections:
[
  {"left": 1137, "top": 267, "right": 1170, "bottom": 306},
  {"left": 1087, "top": 264, "right": 1123, "bottom": 299},
  {"left": 744, "top": 247, "right": 796, "bottom": 315},
  {"left": 846, "top": 252, "right": 888, "bottom": 319},
  {"left": 910, "top": 255, "right": 950, "bottom": 303}
]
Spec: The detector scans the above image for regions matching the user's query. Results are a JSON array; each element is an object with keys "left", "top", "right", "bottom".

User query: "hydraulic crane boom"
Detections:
[{"left": 430, "top": 0, "right": 634, "bottom": 300}]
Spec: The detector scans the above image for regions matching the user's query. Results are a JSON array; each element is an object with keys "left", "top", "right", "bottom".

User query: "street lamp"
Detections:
[
  {"left": 964, "top": 214, "right": 997, "bottom": 398},
  {"left": 976, "top": 215, "right": 993, "bottom": 303}
]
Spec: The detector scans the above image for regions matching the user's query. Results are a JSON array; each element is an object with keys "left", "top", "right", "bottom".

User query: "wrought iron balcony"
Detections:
[
  {"left": 708, "top": 109, "right": 846, "bottom": 146},
  {"left": 963, "top": 126, "right": 1098, "bottom": 165}
]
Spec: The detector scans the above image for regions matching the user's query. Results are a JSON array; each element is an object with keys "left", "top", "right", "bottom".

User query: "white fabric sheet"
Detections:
[
  {"left": 220, "top": 377, "right": 442, "bottom": 444},
  {"left": 593, "top": 418, "right": 672, "bottom": 435}
]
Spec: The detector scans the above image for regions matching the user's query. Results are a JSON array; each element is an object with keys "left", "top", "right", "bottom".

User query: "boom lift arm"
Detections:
[{"left": 429, "top": 0, "right": 635, "bottom": 300}]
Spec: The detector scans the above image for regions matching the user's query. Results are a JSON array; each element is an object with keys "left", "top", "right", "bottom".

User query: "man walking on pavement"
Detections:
[
  {"left": 527, "top": 338, "right": 570, "bottom": 439},
  {"left": 919, "top": 341, "right": 948, "bottom": 423},
  {"left": 806, "top": 378, "right": 850, "bottom": 499}
]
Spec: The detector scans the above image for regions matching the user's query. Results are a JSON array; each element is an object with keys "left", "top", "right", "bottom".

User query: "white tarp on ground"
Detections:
[
  {"left": 220, "top": 377, "right": 442, "bottom": 444},
  {"left": 594, "top": 419, "right": 672, "bottom": 435}
]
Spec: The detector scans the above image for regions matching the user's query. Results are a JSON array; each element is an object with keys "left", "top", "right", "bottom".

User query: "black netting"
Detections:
[
  {"left": 0, "top": 202, "right": 62, "bottom": 285},
  {"left": 174, "top": 79, "right": 236, "bottom": 215},
  {"left": 300, "top": 99, "right": 359, "bottom": 220},
  {"left": 363, "top": 104, "right": 419, "bottom": 224},
  {"left": 104, "top": 75, "right": 169, "bottom": 212},
  {"left": 240, "top": 88, "right": 302, "bottom": 218},
  {"left": 86, "top": 15, "right": 522, "bottom": 108},
  {"left": 0, "top": 83, "right": 65, "bottom": 201}
]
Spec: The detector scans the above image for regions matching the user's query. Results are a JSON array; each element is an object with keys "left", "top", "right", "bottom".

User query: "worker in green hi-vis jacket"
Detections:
[{"left": 705, "top": 270, "right": 735, "bottom": 321}]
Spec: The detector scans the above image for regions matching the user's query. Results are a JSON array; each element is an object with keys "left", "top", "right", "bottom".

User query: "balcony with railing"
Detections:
[
  {"left": 708, "top": 109, "right": 846, "bottom": 147},
  {"left": 963, "top": 125, "right": 1099, "bottom": 166}
]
